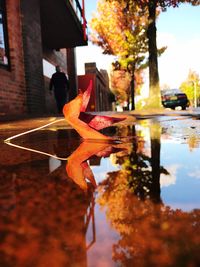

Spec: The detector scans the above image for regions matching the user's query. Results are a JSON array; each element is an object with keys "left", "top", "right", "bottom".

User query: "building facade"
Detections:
[
  {"left": 78, "top": 63, "right": 115, "bottom": 112},
  {"left": 0, "top": 0, "right": 87, "bottom": 117}
]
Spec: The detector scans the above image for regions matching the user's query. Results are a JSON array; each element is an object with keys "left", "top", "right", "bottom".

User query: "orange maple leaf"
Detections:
[{"left": 63, "top": 80, "right": 127, "bottom": 140}]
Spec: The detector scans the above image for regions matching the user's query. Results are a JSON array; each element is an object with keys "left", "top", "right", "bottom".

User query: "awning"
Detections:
[{"left": 40, "top": 0, "right": 88, "bottom": 49}]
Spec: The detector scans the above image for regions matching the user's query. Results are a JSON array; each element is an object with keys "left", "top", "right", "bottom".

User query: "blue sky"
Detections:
[
  {"left": 157, "top": 4, "right": 200, "bottom": 40},
  {"left": 76, "top": 1, "right": 200, "bottom": 90}
]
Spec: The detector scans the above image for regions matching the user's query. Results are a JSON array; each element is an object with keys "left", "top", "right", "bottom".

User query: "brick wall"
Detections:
[
  {"left": 43, "top": 76, "right": 57, "bottom": 114},
  {"left": 0, "top": 0, "right": 79, "bottom": 117},
  {"left": 20, "top": 0, "right": 45, "bottom": 114},
  {"left": 0, "top": 0, "right": 26, "bottom": 116}
]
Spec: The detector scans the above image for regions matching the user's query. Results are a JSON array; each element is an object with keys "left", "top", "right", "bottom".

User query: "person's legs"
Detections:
[{"left": 55, "top": 90, "right": 67, "bottom": 114}]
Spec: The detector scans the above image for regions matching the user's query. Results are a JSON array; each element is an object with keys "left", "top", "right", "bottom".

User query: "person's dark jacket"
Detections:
[{"left": 49, "top": 71, "right": 69, "bottom": 96}]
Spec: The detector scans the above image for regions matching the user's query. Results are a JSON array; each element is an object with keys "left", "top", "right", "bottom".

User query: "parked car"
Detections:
[{"left": 161, "top": 89, "right": 189, "bottom": 110}]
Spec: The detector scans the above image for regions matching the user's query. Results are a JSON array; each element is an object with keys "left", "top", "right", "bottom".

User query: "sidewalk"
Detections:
[{"left": 0, "top": 108, "right": 200, "bottom": 131}]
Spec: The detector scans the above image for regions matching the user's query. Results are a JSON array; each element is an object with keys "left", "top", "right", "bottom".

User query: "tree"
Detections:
[
  {"left": 106, "top": 0, "right": 200, "bottom": 108},
  {"left": 109, "top": 61, "right": 132, "bottom": 106},
  {"left": 89, "top": 0, "right": 149, "bottom": 110},
  {"left": 180, "top": 69, "right": 200, "bottom": 107}
]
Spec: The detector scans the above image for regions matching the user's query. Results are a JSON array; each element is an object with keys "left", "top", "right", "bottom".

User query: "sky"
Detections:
[{"left": 76, "top": 1, "right": 200, "bottom": 92}]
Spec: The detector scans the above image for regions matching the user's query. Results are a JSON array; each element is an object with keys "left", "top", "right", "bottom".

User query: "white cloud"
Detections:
[
  {"left": 160, "top": 164, "right": 180, "bottom": 187},
  {"left": 189, "top": 169, "right": 200, "bottom": 179}
]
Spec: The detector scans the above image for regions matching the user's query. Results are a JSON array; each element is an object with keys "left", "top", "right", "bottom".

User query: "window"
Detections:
[{"left": 0, "top": 0, "right": 9, "bottom": 67}]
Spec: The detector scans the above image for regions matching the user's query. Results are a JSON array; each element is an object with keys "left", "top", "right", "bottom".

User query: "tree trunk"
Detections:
[
  {"left": 147, "top": 0, "right": 161, "bottom": 108},
  {"left": 128, "top": 63, "right": 135, "bottom": 110},
  {"left": 150, "top": 123, "right": 161, "bottom": 203},
  {"left": 130, "top": 76, "right": 135, "bottom": 110}
]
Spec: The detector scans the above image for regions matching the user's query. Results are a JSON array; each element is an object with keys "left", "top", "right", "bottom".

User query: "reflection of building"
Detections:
[
  {"left": 0, "top": 156, "right": 96, "bottom": 266},
  {"left": 0, "top": 0, "right": 87, "bottom": 117},
  {"left": 78, "top": 62, "right": 114, "bottom": 111},
  {"left": 0, "top": 123, "right": 96, "bottom": 266}
]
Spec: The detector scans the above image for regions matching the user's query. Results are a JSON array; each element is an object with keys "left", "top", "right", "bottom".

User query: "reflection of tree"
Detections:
[
  {"left": 111, "top": 123, "right": 168, "bottom": 202},
  {"left": 188, "top": 134, "right": 199, "bottom": 151},
  {"left": 109, "top": 194, "right": 200, "bottom": 266},
  {"left": 97, "top": 124, "right": 200, "bottom": 266},
  {"left": 149, "top": 122, "right": 162, "bottom": 203}
]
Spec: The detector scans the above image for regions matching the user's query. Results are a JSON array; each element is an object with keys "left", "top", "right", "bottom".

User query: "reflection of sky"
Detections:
[
  {"left": 87, "top": 203, "right": 119, "bottom": 267},
  {"left": 0, "top": 26, "right": 4, "bottom": 47},
  {"left": 90, "top": 126, "right": 200, "bottom": 212},
  {"left": 49, "top": 157, "right": 61, "bottom": 173},
  {"left": 160, "top": 164, "right": 179, "bottom": 187},
  {"left": 91, "top": 136, "right": 200, "bottom": 212},
  {"left": 0, "top": 13, "right": 5, "bottom": 48},
  {"left": 90, "top": 157, "right": 120, "bottom": 184},
  {"left": 160, "top": 142, "right": 200, "bottom": 211}
]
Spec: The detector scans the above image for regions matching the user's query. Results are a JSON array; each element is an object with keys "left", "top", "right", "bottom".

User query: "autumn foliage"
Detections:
[{"left": 104, "top": 0, "right": 200, "bottom": 108}]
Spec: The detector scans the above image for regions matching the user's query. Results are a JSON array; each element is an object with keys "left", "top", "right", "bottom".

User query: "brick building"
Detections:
[
  {"left": 78, "top": 62, "right": 115, "bottom": 112},
  {"left": 0, "top": 0, "right": 87, "bottom": 117}
]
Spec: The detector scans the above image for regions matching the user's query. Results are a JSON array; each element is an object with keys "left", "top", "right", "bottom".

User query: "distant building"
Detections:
[
  {"left": 78, "top": 62, "right": 115, "bottom": 112},
  {"left": 0, "top": 0, "right": 87, "bottom": 117}
]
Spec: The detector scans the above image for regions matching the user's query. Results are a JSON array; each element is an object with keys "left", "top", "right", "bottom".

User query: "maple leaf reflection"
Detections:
[{"left": 66, "top": 140, "right": 128, "bottom": 191}]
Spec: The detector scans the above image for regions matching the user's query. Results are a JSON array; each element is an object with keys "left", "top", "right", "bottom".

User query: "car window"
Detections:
[{"left": 161, "top": 89, "right": 183, "bottom": 95}]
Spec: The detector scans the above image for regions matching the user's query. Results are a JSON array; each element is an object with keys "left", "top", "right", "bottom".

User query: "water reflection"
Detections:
[
  {"left": 97, "top": 181, "right": 200, "bottom": 266},
  {"left": 101, "top": 124, "right": 169, "bottom": 203},
  {"left": 96, "top": 123, "right": 200, "bottom": 266},
  {"left": 0, "top": 159, "right": 96, "bottom": 267},
  {"left": 65, "top": 140, "right": 128, "bottom": 191},
  {"left": 1, "top": 117, "right": 200, "bottom": 266}
]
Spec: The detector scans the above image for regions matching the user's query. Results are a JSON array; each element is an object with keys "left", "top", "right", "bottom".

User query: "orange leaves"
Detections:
[
  {"left": 89, "top": 0, "right": 131, "bottom": 56},
  {"left": 110, "top": 69, "right": 132, "bottom": 102},
  {"left": 89, "top": 0, "right": 148, "bottom": 57},
  {"left": 63, "top": 80, "right": 128, "bottom": 190},
  {"left": 66, "top": 141, "right": 110, "bottom": 191},
  {"left": 63, "top": 81, "right": 127, "bottom": 140},
  {"left": 63, "top": 90, "right": 111, "bottom": 141}
]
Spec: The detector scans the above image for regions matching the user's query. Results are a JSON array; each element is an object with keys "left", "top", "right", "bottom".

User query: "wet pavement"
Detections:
[{"left": 0, "top": 111, "right": 200, "bottom": 267}]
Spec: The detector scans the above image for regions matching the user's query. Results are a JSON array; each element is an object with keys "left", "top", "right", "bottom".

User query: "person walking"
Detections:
[{"left": 49, "top": 65, "right": 69, "bottom": 113}]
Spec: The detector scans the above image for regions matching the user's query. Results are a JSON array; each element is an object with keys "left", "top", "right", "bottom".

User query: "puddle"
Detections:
[{"left": 0, "top": 116, "right": 200, "bottom": 266}]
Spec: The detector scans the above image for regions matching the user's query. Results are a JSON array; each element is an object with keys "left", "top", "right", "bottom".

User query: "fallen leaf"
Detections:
[{"left": 63, "top": 80, "right": 127, "bottom": 139}]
